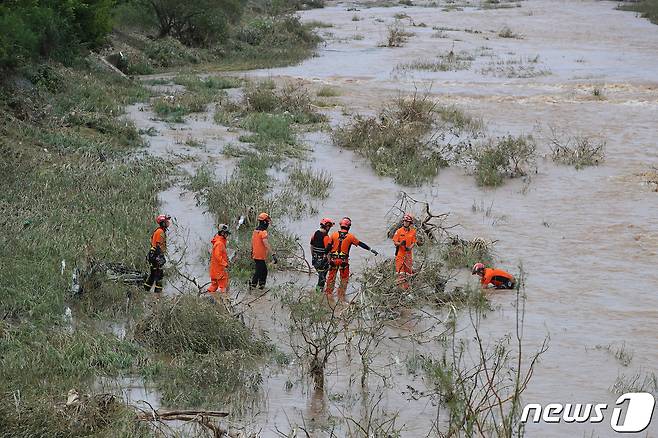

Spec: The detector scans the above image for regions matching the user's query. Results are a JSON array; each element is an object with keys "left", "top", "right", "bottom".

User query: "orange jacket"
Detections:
[
  {"left": 209, "top": 234, "right": 228, "bottom": 278},
  {"left": 251, "top": 229, "right": 269, "bottom": 260},
  {"left": 392, "top": 226, "right": 417, "bottom": 257},
  {"left": 481, "top": 268, "right": 514, "bottom": 288},
  {"left": 328, "top": 230, "right": 360, "bottom": 258},
  {"left": 151, "top": 227, "right": 166, "bottom": 253}
]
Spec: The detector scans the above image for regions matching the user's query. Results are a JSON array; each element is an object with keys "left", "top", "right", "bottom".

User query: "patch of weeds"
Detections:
[
  {"left": 400, "top": 49, "right": 474, "bottom": 72},
  {"left": 306, "top": 20, "right": 334, "bottom": 28},
  {"left": 442, "top": 237, "right": 495, "bottom": 269},
  {"left": 287, "top": 166, "right": 333, "bottom": 199},
  {"left": 353, "top": 34, "right": 365, "bottom": 40},
  {"left": 548, "top": 130, "right": 605, "bottom": 169},
  {"left": 173, "top": 74, "right": 242, "bottom": 90},
  {"left": 151, "top": 86, "right": 225, "bottom": 122},
  {"left": 134, "top": 295, "right": 270, "bottom": 408},
  {"left": 610, "top": 371, "right": 658, "bottom": 395},
  {"left": 480, "top": 55, "right": 550, "bottom": 78},
  {"left": 333, "top": 93, "right": 483, "bottom": 186},
  {"left": 352, "top": 14, "right": 362, "bottom": 21},
  {"left": 498, "top": 26, "right": 522, "bottom": 39},
  {"left": 240, "top": 112, "right": 296, "bottom": 145},
  {"left": 317, "top": 86, "right": 340, "bottom": 97},
  {"left": 243, "top": 81, "right": 326, "bottom": 124},
  {"left": 471, "top": 135, "right": 536, "bottom": 187},
  {"left": 594, "top": 343, "right": 633, "bottom": 367},
  {"left": 382, "top": 20, "right": 414, "bottom": 47},
  {"left": 394, "top": 12, "right": 410, "bottom": 19},
  {"left": 592, "top": 86, "right": 605, "bottom": 99}
]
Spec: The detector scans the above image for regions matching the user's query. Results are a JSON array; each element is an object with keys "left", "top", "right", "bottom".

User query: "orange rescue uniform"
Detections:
[
  {"left": 151, "top": 227, "right": 166, "bottom": 254},
  {"left": 251, "top": 230, "right": 269, "bottom": 260},
  {"left": 481, "top": 268, "right": 515, "bottom": 289},
  {"left": 325, "top": 231, "right": 360, "bottom": 299},
  {"left": 392, "top": 226, "right": 417, "bottom": 289},
  {"left": 208, "top": 234, "right": 229, "bottom": 294}
]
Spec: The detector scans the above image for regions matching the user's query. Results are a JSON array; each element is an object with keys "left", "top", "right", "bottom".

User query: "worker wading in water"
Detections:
[
  {"left": 472, "top": 263, "right": 516, "bottom": 289},
  {"left": 310, "top": 218, "right": 334, "bottom": 292},
  {"left": 250, "top": 212, "right": 277, "bottom": 290},
  {"left": 392, "top": 213, "right": 417, "bottom": 290},
  {"left": 144, "top": 214, "right": 171, "bottom": 293},
  {"left": 325, "top": 217, "right": 378, "bottom": 300},
  {"left": 208, "top": 224, "right": 230, "bottom": 298}
]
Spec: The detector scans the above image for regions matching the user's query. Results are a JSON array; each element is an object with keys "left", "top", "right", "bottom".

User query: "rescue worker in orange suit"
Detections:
[
  {"left": 310, "top": 218, "right": 334, "bottom": 292},
  {"left": 250, "top": 212, "right": 277, "bottom": 289},
  {"left": 325, "top": 217, "right": 378, "bottom": 300},
  {"left": 392, "top": 213, "right": 417, "bottom": 290},
  {"left": 208, "top": 224, "right": 231, "bottom": 297},
  {"left": 472, "top": 263, "right": 516, "bottom": 289},
  {"left": 144, "top": 214, "right": 171, "bottom": 293}
]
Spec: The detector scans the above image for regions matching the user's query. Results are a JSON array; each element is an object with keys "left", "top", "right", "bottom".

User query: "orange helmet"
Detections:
[
  {"left": 339, "top": 217, "right": 351, "bottom": 229},
  {"left": 472, "top": 262, "right": 485, "bottom": 275},
  {"left": 403, "top": 213, "right": 414, "bottom": 222},
  {"left": 257, "top": 212, "right": 271, "bottom": 223},
  {"left": 156, "top": 214, "right": 171, "bottom": 226},
  {"left": 320, "top": 218, "right": 334, "bottom": 228}
]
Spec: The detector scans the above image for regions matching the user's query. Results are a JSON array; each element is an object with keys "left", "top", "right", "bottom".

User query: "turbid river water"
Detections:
[{"left": 127, "top": 0, "right": 658, "bottom": 436}]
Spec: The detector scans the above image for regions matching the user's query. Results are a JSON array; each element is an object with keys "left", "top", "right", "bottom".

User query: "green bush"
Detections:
[
  {"left": 0, "top": 0, "right": 114, "bottom": 69},
  {"left": 472, "top": 135, "right": 536, "bottom": 187}
]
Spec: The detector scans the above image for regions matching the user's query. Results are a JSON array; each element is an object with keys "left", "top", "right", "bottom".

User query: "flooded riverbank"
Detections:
[{"left": 130, "top": 0, "right": 658, "bottom": 436}]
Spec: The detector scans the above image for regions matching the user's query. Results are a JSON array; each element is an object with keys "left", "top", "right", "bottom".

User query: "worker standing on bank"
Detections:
[
  {"left": 392, "top": 213, "right": 417, "bottom": 290},
  {"left": 208, "top": 224, "right": 231, "bottom": 298},
  {"left": 472, "top": 263, "right": 516, "bottom": 289},
  {"left": 325, "top": 217, "right": 378, "bottom": 300},
  {"left": 250, "top": 212, "right": 276, "bottom": 290},
  {"left": 310, "top": 218, "right": 334, "bottom": 292},
  {"left": 144, "top": 214, "right": 171, "bottom": 293}
]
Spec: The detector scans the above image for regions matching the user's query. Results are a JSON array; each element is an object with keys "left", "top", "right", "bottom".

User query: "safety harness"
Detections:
[{"left": 329, "top": 230, "right": 349, "bottom": 267}]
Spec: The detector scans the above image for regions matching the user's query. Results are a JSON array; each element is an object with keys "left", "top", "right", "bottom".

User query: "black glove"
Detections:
[
  {"left": 272, "top": 253, "right": 278, "bottom": 264},
  {"left": 371, "top": 249, "right": 379, "bottom": 256}
]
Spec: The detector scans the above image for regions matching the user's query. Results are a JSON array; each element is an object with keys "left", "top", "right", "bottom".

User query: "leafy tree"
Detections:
[{"left": 137, "top": 0, "right": 245, "bottom": 46}]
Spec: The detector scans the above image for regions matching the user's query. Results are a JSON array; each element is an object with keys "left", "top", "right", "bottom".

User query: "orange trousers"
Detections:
[
  {"left": 395, "top": 252, "right": 413, "bottom": 290},
  {"left": 325, "top": 262, "right": 350, "bottom": 299},
  {"left": 208, "top": 271, "right": 229, "bottom": 294}
]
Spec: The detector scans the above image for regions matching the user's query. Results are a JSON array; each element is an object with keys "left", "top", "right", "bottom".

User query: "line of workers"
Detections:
[{"left": 144, "top": 212, "right": 516, "bottom": 298}]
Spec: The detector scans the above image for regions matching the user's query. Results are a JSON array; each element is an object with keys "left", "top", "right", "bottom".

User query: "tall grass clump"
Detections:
[
  {"left": 242, "top": 80, "right": 326, "bottom": 124},
  {"left": 549, "top": 133, "right": 605, "bottom": 169},
  {"left": 287, "top": 166, "right": 333, "bottom": 199},
  {"left": 134, "top": 295, "right": 270, "bottom": 407},
  {"left": 332, "top": 93, "right": 484, "bottom": 186},
  {"left": 472, "top": 135, "right": 536, "bottom": 187},
  {"left": 617, "top": 0, "right": 658, "bottom": 25}
]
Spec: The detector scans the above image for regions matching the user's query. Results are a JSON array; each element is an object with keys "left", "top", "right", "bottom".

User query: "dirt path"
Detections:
[{"left": 129, "top": 1, "right": 658, "bottom": 436}]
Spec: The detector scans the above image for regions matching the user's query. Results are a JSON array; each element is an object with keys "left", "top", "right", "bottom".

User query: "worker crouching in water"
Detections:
[
  {"left": 392, "top": 213, "right": 417, "bottom": 290},
  {"left": 310, "top": 218, "right": 334, "bottom": 292},
  {"left": 325, "top": 217, "right": 378, "bottom": 300},
  {"left": 250, "top": 212, "right": 277, "bottom": 290},
  {"left": 144, "top": 214, "right": 171, "bottom": 293},
  {"left": 208, "top": 224, "right": 231, "bottom": 298},
  {"left": 472, "top": 263, "right": 516, "bottom": 289}
]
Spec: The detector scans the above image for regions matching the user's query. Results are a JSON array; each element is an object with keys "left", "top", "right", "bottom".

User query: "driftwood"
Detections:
[{"left": 135, "top": 407, "right": 242, "bottom": 438}]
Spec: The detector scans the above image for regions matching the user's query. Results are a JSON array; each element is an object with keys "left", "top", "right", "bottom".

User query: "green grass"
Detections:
[
  {"left": 618, "top": 0, "right": 658, "bottom": 25},
  {"left": 317, "top": 85, "right": 340, "bottom": 97}
]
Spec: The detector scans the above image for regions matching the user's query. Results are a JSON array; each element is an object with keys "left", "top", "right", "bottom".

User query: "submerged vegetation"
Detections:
[{"left": 333, "top": 93, "right": 483, "bottom": 186}]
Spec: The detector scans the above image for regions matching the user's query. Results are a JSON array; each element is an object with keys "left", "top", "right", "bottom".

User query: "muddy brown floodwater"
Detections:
[{"left": 129, "top": 0, "right": 658, "bottom": 436}]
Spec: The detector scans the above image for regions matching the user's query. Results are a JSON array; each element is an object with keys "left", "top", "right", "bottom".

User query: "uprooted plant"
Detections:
[{"left": 332, "top": 93, "right": 483, "bottom": 186}]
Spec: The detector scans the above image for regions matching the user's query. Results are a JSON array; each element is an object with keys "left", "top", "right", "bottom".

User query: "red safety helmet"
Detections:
[
  {"left": 403, "top": 213, "right": 414, "bottom": 222},
  {"left": 339, "top": 217, "right": 352, "bottom": 229},
  {"left": 257, "top": 212, "right": 271, "bottom": 223},
  {"left": 472, "top": 262, "right": 485, "bottom": 275},
  {"left": 320, "top": 218, "right": 334, "bottom": 228},
  {"left": 156, "top": 214, "right": 171, "bottom": 226}
]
